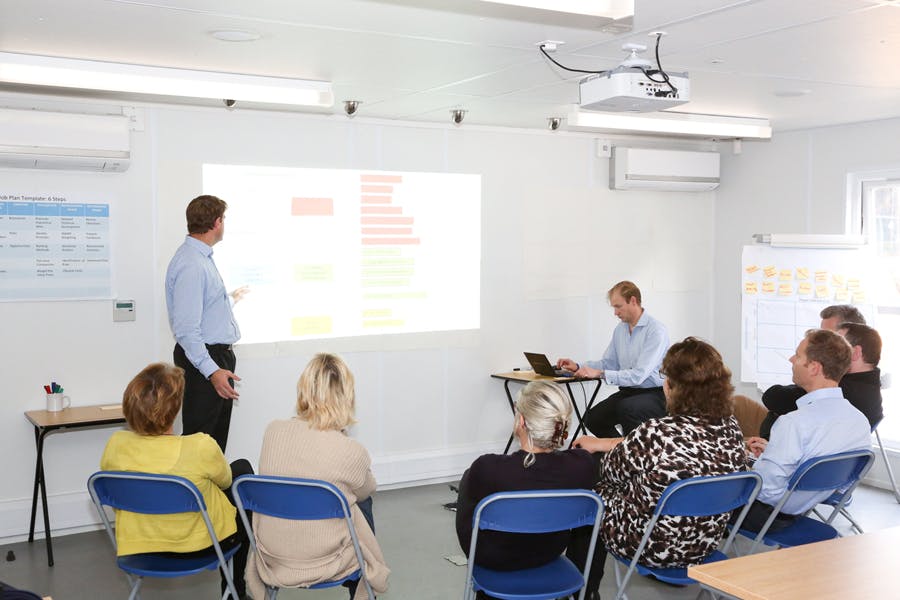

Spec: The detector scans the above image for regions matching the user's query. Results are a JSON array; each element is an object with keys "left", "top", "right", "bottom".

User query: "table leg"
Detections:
[
  {"left": 502, "top": 380, "right": 516, "bottom": 454},
  {"left": 568, "top": 380, "right": 603, "bottom": 447},
  {"left": 28, "top": 427, "right": 54, "bottom": 567}
]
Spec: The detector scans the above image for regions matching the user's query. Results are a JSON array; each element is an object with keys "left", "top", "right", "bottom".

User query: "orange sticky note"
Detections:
[
  {"left": 778, "top": 283, "right": 794, "bottom": 296},
  {"left": 763, "top": 266, "right": 777, "bottom": 278},
  {"left": 762, "top": 281, "right": 776, "bottom": 294},
  {"left": 745, "top": 265, "right": 760, "bottom": 275},
  {"left": 744, "top": 281, "right": 759, "bottom": 295},
  {"left": 796, "top": 268, "right": 809, "bottom": 280},
  {"left": 779, "top": 269, "right": 793, "bottom": 281}
]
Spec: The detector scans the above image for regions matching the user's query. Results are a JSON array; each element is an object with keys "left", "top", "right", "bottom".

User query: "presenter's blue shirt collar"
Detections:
[{"left": 184, "top": 235, "right": 213, "bottom": 257}]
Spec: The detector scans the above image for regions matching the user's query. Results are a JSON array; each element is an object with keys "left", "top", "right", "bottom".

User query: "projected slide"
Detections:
[{"left": 204, "top": 164, "right": 481, "bottom": 344}]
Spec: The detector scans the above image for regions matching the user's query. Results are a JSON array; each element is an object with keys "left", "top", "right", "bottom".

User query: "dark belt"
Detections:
[{"left": 206, "top": 343, "right": 232, "bottom": 351}]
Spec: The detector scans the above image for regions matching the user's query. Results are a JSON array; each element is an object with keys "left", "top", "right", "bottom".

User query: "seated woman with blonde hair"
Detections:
[
  {"left": 245, "top": 353, "right": 389, "bottom": 600},
  {"left": 100, "top": 362, "right": 253, "bottom": 598},
  {"left": 455, "top": 380, "right": 602, "bottom": 599},
  {"left": 574, "top": 337, "right": 746, "bottom": 586}
]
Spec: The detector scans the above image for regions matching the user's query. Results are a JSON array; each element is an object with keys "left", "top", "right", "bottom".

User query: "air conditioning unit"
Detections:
[
  {"left": 0, "top": 108, "right": 130, "bottom": 172},
  {"left": 610, "top": 147, "right": 719, "bottom": 191}
]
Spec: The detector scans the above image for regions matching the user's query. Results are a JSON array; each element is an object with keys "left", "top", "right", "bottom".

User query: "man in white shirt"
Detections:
[{"left": 741, "top": 329, "right": 872, "bottom": 533}]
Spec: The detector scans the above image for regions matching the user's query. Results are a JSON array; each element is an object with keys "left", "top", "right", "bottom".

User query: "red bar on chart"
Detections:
[
  {"left": 292, "top": 197, "right": 334, "bottom": 216},
  {"left": 361, "top": 185, "right": 393, "bottom": 194},
  {"left": 361, "top": 216, "right": 414, "bottom": 225},
  {"left": 362, "top": 237, "right": 421, "bottom": 245},
  {"left": 361, "top": 227, "right": 413, "bottom": 235},
  {"left": 360, "top": 174, "right": 403, "bottom": 183},
  {"left": 361, "top": 206, "right": 403, "bottom": 214}
]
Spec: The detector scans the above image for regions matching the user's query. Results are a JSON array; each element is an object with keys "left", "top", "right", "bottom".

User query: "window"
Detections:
[{"left": 852, "top": 174, "right": 900, "bottom": 446}]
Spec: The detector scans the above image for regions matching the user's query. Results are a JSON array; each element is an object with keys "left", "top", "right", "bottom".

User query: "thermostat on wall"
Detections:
[{"left": 113, "top": 299, "right": 136, "bottom": 322}]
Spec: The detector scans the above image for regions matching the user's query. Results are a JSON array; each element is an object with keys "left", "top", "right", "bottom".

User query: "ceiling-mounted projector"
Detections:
[{"left": 579, "top": 43, "right": 690, "bottom": 112}]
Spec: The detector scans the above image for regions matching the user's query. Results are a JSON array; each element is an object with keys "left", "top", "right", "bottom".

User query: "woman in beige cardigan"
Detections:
[{"left": 245, "top": 353, "right": 389, "bottom": 600}]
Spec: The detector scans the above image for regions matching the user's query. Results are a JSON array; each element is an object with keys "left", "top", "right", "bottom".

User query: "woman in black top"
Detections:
[{"left": 455, "top": 381, "right": 600, "bottom": 597}]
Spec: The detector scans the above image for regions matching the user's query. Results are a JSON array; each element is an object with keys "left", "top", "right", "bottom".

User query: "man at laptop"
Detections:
[{"left": 556, "top": 281, "right": 670, "bottom": 438}]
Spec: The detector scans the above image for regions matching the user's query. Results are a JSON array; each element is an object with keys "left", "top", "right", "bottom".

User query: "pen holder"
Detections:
[{"left": 46, "top": 393, "right": 71, "bottom": 412}]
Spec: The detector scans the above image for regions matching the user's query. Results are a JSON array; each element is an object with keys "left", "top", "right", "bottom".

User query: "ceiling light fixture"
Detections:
[
  {"left": 567, "top": 110, "right": 772, "bottom": 140},
  {"left": 478, "top": 0, "right": 633, "bottom": 19},
  {"left": 0, "top": 52, "right": 333, "bottom": 108},
  {"left": 209, "top": 30, "right": 261, "bottom": 42}
]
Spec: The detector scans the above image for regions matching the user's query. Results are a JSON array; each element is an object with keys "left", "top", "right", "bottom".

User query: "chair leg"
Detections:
[
  {"left": 127, "top": 576, "right": 143, "bottom": 600},
  {"left": 266, "top": 585, "right": 279, "bottom": 599},
  {"left": 220, "top": 558, "right": 239, "bottom": 600},
  {"left": 612, "top": 560, "right": 631, "bottom": 600},
  {"left": 875, "top": 428, "right": 900, "bottom": 503}
]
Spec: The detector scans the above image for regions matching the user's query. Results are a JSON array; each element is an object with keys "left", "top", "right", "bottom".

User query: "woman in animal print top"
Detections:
[{"left": 574, "top": 337, "right": 746, "bottom": 579}]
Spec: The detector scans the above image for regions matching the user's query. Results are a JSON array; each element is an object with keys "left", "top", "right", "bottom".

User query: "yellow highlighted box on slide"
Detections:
[
  {"left": 294, "top": 264, "right": 333, "bottom": 282},
  {"left": 291, "top": 316, "right": 333, "bottom": 336}
]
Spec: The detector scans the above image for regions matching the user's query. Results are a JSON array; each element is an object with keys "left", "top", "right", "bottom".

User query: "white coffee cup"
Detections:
[{"left": 46, "top": 393, "right": 71, "bottom": 412}]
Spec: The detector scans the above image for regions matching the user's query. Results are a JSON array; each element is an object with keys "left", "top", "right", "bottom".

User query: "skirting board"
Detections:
[{"left": 0, "top": 440, "right": 505, "bottom": 542}]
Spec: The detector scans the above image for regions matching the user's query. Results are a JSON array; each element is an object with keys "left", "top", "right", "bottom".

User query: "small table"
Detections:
[
  {"left": 24, "top": 404, "right": 126, "bottom": 567},
  {"left": 687, "top": 525, "right": 900, "bottom": 599},
  {"left": 491, "top": 371, "right": 602, "bottom": 453}
]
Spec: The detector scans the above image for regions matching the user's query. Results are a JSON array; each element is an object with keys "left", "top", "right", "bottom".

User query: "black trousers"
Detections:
[
  {"left": 581, "top": 387, "right": 666, "bottom": 438},
  {"left": 731, "top": 500, "right": 798, "bottom": 535},
  {"left": 174, "top": 343, "right": 236, "bottom": 452}
]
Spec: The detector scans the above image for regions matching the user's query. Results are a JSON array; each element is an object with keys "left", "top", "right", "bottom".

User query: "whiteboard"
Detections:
[{"left": 741, "top": 244, "right": 875, "bottom": 390}]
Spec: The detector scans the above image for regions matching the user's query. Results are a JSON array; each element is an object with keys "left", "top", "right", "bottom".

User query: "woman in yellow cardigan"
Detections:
[
  {"left": 100, "top": 362, "right": 253, "bottom": 599},
  {"left": 245, "top": 353, "right": 389, "bottom": 600}
]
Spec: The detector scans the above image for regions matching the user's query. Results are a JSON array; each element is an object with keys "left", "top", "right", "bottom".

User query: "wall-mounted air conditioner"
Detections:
[
  {"left": 610, "top": 147, "right": 719, "bottom": 191},
  {"left": 0, "top": 108, "right": 130, "bottom": 172}
]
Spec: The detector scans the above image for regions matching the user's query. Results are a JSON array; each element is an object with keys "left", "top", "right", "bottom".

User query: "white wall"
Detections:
[{"left": 0, "top": 99, "right": 717, "bottom": 540}]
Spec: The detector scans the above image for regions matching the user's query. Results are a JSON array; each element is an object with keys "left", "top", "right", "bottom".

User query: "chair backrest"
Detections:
[
  {"left": 88, "top": 471, "right": 206, "bottom": 515},
  {"left": 466, "top": 489, "right": 604, "bottom": 600},
  {"left": 474, "top": 489, "right": 603, "bottom": 534},
  {"left": 231, "top": 475, "right": 350, "bottom": 521},
  {"left": 655, "top": 471, "right": 764, "bottom": 518},
  {"left": 786, "top": 450, "right": 875, "bottom": 494},
  {"left": 231, "top": 474, "right": 374, "bottom": 598}
]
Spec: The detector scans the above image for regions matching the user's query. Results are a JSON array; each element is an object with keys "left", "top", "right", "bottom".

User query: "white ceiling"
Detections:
[{"left": 2, "top": 0, "right": 900, "bottom": 133}]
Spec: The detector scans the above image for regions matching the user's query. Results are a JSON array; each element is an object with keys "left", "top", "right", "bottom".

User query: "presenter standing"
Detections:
[
  {"left": 166, "top": 195, "right": 247, "bottom": 452},
  {"left": 557, "top": 280, "right": 669, "bottom": 438}
]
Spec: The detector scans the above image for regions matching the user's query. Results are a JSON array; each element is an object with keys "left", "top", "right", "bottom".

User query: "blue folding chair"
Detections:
[
  {"left": 739, "top": 449, "right": 875, "bottom": 553},
  {"left": 611, "top": 471, "right": 763, "bottom": 600},
  {"left": 231, "top": 474, "right": 374, "bottom": 600},
  {"left": 87, "top": 471, "right": 241, "bottom": 600},
  {"left": 463, "top": 489, "right": 604, "bottom": 600}
]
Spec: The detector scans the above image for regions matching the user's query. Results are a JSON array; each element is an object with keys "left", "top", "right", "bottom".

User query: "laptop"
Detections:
[{"left": 524, "top": 352, "right": 575, "bottom": 378}]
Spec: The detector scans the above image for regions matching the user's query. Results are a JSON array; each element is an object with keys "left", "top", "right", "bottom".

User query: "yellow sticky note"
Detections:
[
  {"left": 815, "top": 270, "right": 828, "bottom": 283},
  {"left": 745, "top": 265, "right": 760, "bottom": 275},
  {"left": 744, "top": 281, "right": 759, "bottom": 295},
  {"left": 763, "top": 266, "right": 777, "bottom": 278},
  {"left": 796, "top": 267, "right": 809, "bottom": 280},
  {"left": 832, "top": 274, "right": 845, "bottom": 288},
  {"left": 852, "top": 292, "right": 867, "bottom": 303},
  {"left": 762, "top": 281, "right": 776, "bottom": 294},
  {"left": 835, "top": 289, "right": 850, "bottom": 302},
  {"left": 779, "top": 269, "right": 793, "bottom": 281},
  {"left": 847, "top": 278, "right": 861, "bottom": 291},
  {"left": 778, "top": 283, "right": 794, "bottom": 296},
  {"left": 798, "top": 282, "right": 813, "bottom": 295},
  {"left": 815, "top": 285, "right": 829, "bottom": 299}
]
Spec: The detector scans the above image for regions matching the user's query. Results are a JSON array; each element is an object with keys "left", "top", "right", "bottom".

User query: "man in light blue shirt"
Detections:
[
  {"left": 557, "top": 281, "right": 670, "bottom": 437},
  {"left": 165, "top": 194, "right": 247, "bottom": 451},
  {"left": 741, "top": 329, "right": 872, "bottom": 533}
]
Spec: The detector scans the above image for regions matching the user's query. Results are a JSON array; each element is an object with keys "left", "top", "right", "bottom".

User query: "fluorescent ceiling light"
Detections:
[
  {"left": 768, "top": 234, "right": 866, "bottom": 249},
  {"left": 0, "top": 52, "right": 333, "bottom": 108},
  {"left": 568, "top": 110, "right": 772, "bottom": 140},
  {"left": 479, "top": 0, "right": 633, "bottom": 19}
]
